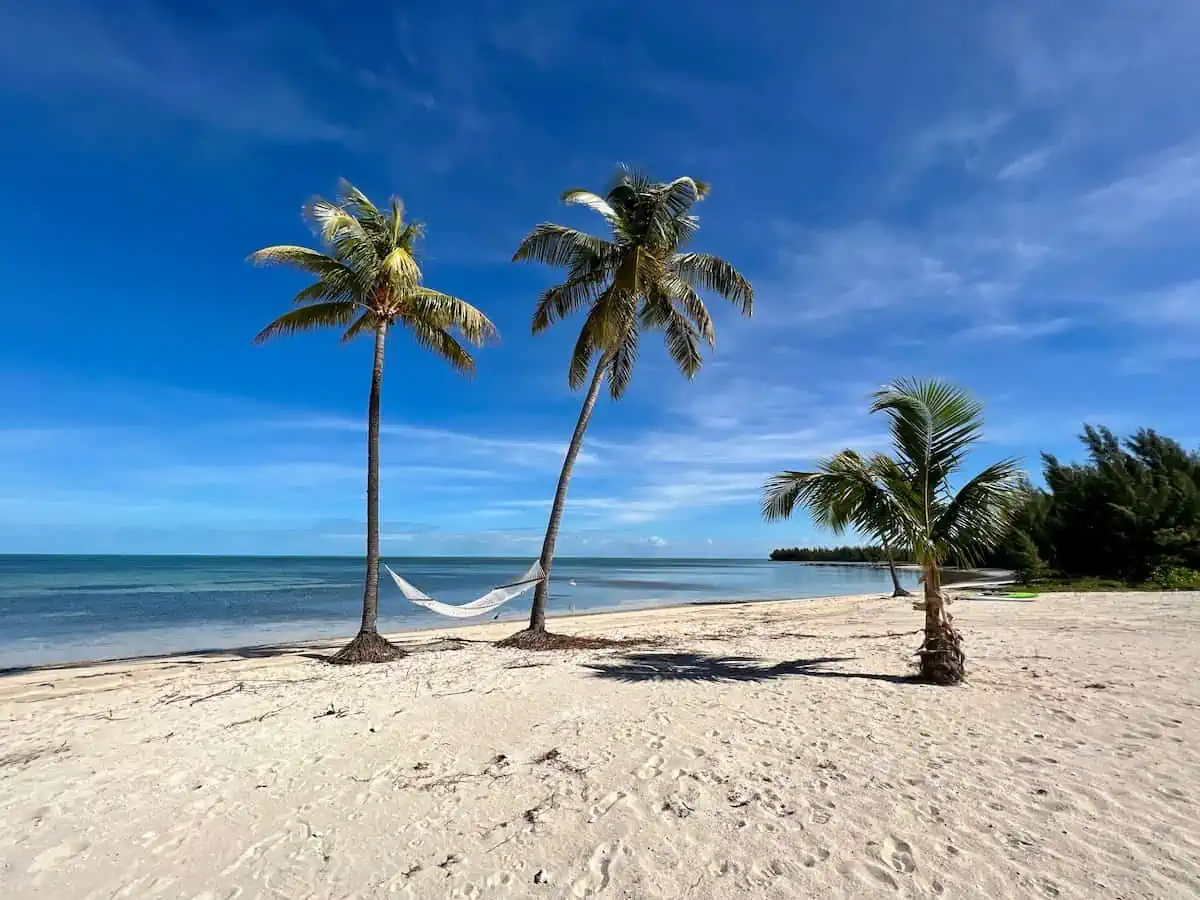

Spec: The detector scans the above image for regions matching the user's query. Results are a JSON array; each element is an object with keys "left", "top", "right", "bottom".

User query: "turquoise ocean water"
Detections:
[{"left": 0, "top": 555, "right": 918, "bottom": 669}]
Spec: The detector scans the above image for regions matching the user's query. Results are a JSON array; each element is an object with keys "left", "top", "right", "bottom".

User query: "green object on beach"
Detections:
[{"left": 1004, "top": 592, "right": 1039, "bottom": 598}]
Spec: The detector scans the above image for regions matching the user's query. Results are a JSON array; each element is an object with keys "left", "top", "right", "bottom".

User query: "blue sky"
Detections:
[{"left": 1, "top": 0, "right": 1198, "bottom": 556}]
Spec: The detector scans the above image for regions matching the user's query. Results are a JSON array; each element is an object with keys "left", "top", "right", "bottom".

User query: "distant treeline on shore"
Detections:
[{"left": 768, "top": 546, "right": 912, "bottom": 563}]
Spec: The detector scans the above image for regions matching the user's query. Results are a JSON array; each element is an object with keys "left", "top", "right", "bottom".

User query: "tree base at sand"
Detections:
[
  {"left": 329, "top": 630, "right": 403, "bottom": 664},
  {"left": 917, "top": 620, "right": 965, "bottom": 684},
  {"left": 892, "top": 587, "right": 913, "bottom": 598}
]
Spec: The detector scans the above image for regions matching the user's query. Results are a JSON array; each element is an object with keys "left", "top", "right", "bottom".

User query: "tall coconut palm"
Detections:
[
  {"left": 763, "top": 379, "right": 1023, "bottom": 684},
  {"left": 501, "top": 168, "right": 753, "bottom": 648},
  {"left": 762, "top": 451, "right": 913, "bottom": 597},
  {"left": 251, "top": 181, "right": 496, "bottom": 663}
]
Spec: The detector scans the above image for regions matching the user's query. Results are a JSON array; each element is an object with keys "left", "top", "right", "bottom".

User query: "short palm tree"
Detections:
[
  {"left": 501, "top": 168, "right": 753, "bottom": 648},
  {"left": 251, "top": 181, "right": 496, "bottom": 663},
  {"left": 763, "top": 451, "right": 913, "bottom": 597},
  {"left": 763, "top": 379, "right": 1023, "bottom": 683}
]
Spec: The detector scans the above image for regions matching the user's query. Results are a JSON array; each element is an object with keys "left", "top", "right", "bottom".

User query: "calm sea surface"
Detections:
[{"left": 0, "top": 556, "right": 919, "bottom": 668}]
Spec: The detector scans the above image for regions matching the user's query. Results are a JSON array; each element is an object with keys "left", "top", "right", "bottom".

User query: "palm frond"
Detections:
[
  {"left": 405, "top": 319, "right": 476, "bottom": 374},
  {"left": 561, "top": 189, "right": 620, "bottom": 225},
  {"left": 567, "top": 315, "right": 600, "bottom": 390},
  {"left": 673, "top": 252, "right": 754, "bottom": 315},
  {"left": 661, "top": 307, "right": 703, "bottom": 379},
  {"left": 661, "top": 213, "right": 701, "bottom": 251},
  {"left": 658, "top": 273, "right": 715, "bottom": 345},
  {"left": 290, "top": 271, "right": 360, "bottom": 306},
  {"left": 341, "top": 311, "right": 379, "bottom": 343},
  {"left": 605, "top": 314, "right": 640, "bottom": 399},
  {"left": 762, "top": 471, "right": 818, "bottom": 524},
  {"left": 870, "top": 378, "right": 985, "bottom": 519},
  {"left": 640, "top": 286, "right": 705, "bottom": 378},
  {"left": 532, "top": 271, "right": 607, "bottom": 333},
  {"left": 303, "top": 197, "right": 357, "bottom": 244},
  {"left": 567, "top": 285, "right": 634, "bottom": 391},
  {"left": 248, "top": 245, "right": 350, "bottom": 280},
  {"left": 648, "top": 177, "right": 709, "bottom": 246},
  {"left": 338, "top": 180, "right": 380, "bottom": 218},
  {"left": 763, "top": 452, "right": 875, "bottom": 525},
  {"left": 382, "top": 245, "right": 421, "bottom": 293},
  {"left": 934, "top": 458, "right": 1025, "bottom": 565},
  {"left": 254, "top": 301, "right": 358, "bottom": 343},
  {"left": 605, "top": 165, "right": 653, "bottom": 204},
  {"left": 389, "top": 196, "right": 406, "bottom": 245},
  {"left": 656, "top": 177, "right": 710, "bottom": 217},
  {"left": 762, "top": 451, "right": 921, "bottom": 565},
  {"left": 513, "top": 223, "right": 615, "bottom": 268},
  {"left": 303, "top": 197, "right": 380, "bottom": 275},
  {"left": 405, "top": 288, "right": 497, "bottom": 346}
]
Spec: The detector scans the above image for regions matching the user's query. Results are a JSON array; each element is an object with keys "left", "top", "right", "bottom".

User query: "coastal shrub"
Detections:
[
  {"left": 1008, "top": 530, "right": 1049, "bottom": 585},
  {"left": 990, "top": 427, "right": 1200, "bottom": 582},
  {"left": 1151, "top": 565, "right": 1200, "bottom": 590}
]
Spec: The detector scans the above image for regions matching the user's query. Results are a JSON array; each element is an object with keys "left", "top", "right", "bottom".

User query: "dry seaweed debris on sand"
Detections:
[{"left": 0, "top": 742, "right": 70, "bottom": 769}]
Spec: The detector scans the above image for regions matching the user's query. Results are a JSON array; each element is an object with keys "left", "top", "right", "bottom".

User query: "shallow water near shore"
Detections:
[{"left": 0, "top": 555, "right": 920, "bottom": 668}]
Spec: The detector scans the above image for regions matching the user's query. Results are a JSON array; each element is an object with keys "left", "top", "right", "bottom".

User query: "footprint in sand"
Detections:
[
  {"left": 636, "top": 755, "right": 664, "bottom": 780},
  {"left": 837, "top": 859, "right": 898, "bottom": 890},
  {"left": 881, "top": 836, "right": 916, "bottom": 874},
  {"left": 802, "top": 848, "right": 831, "bottom": 868},
  {"left": 588, "top": 791, "right": 626, "bottom": 823},
  {"left": 28, "top": 839, "right": 90, "bottom": 873},
  {"left": 572, "top": 842, "right": 618, "bottom": 897},
  {"left": 646, "top": 734, "right": 665, "bottom": 750}
]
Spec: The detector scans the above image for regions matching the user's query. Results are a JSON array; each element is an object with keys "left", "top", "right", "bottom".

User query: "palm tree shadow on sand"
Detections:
[{"left": 581, "top": 652, "right": 919, "bottom": 685}]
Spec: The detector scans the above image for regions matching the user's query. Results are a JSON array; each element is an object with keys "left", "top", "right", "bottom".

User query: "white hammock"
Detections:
[{"left": 383, "top": 561, "right": 545, "bottom": 618}]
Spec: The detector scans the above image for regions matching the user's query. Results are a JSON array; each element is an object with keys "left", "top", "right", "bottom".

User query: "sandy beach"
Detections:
[{"left": 2, "top": 590, "right": 1198, "bottom": 898}]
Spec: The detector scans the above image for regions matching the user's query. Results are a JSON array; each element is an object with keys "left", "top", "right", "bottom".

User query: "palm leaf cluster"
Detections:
[
  {"left": 763, "top": 450, "right": 905, "bottom": 547},
  {"left": 513, "top": 167, "right": 753, "bottom": 397},
  {"left": 867, "top": 379, "right": 1024, "bottom": 570},
  {"left": 251, "top": 180, "right": 495, "bottom": 367},
  {"left": 762, "top": 378, "right": 1024, "bottom": 571}
]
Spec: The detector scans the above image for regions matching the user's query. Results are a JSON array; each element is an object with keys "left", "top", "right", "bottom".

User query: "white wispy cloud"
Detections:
[
  {"left": 953, "top": 317, "right": 1073, "bottom": 343},
  {"left": 270, "top": 415, "right": 596, "bottom": 468},
  {"left": 772, "top": 133, "right": 1200, "bottom": 350},
  {"left": 996, "top": 147, "right": 1055, "bottom": 181},
  {"left": 143, "top": 462, "right": 506, "bottom": 490}
]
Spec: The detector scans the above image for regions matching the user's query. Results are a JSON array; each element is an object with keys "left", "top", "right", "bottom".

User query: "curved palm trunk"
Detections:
[
  {"left": 331, "top": 324, "right": 401, "bottom": 664},
  {"left": 501, "top": 360, "right": 607, "bottom": 646},
  {"left": 917, "top": 561, "right": 963, "bottom": 684},
  {"left": 881, "top": 534, "right": 911, "bottom": 597}
]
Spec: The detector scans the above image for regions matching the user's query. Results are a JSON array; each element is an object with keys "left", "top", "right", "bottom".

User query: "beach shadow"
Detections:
[{"left": 582, "top": 651, "right": 917, "bottom": 685}]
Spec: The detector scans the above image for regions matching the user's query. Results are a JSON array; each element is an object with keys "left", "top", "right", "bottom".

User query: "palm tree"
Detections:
[
  {"left": 762, "top": 451, "right": 913, "bottom": 597},
  {"left": 251, "top": 181, "right": 496, "bottom": 663},
  {"left": 763, "top": 379, "right": 1023, "bottom": 684},
  {"left": 501, "top": 168, "right": 753, "bottom": 648}
]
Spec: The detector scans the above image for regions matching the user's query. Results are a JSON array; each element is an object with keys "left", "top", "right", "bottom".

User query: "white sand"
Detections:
[{"left": 2, "top": 591, "right": 1198, "bottom": 899}]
